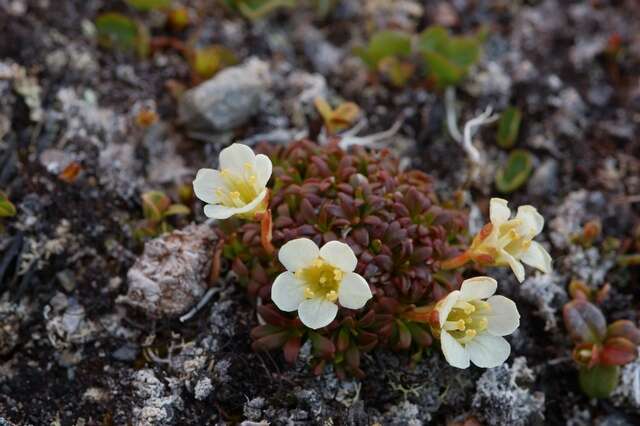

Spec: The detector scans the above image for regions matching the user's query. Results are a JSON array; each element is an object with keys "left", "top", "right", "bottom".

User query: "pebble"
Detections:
[{"left": 178, "top": 57, "right": 271, "bottom": 133}]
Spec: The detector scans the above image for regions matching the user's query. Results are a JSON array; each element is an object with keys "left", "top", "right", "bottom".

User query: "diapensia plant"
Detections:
[{"left": 193, "top": 141, "right": 551, "bottom": 376}]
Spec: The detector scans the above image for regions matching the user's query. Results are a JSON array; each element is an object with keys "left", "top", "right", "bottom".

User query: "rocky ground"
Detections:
[{"left": 1, "top": 0, "right": 640, "bottom": 425}]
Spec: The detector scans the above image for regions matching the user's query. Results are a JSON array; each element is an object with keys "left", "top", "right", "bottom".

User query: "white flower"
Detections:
[
  {"left": 193, "top": 143, "right": 272, "bottom": 220},
  {"left": 436, "top": 276, "right": 520, "bottom": 369},
  {"left": 271, "top": 238, "right": 373, "bottom": 329},
  {"left": 469, "top": 198, "right": 552, "bottom": 282}
]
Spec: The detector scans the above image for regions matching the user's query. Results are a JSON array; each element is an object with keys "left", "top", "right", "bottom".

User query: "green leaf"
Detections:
[
  {"left": 191, "top": 45, "right": 238, "bottom": 79},
  {"left": 309, "top": 331, "right": 336, "bottom": 359},
  {"left": 142, "top": 191, "right": 171, "bottom": 221},
  {"left": 563, "top": 299, "right": 607, "bottom": 344},
  {"left": 497, "top": 106, "right": 522, "bottom": 148},
  {"left": 95, "top": 13, "right": 139, "bottom": 51},
  {"left": 418, "top": 26, "right": 449, "bottom": 52},
  {"left": 578, "top": 365, "right": 620, "bottom": 399},
  {"left": 125, "top": 0, "right": 171, "bottom": 11},
  {"left": 417, "top": 25, "right": 483, "bottom": 88},
  {"left": 315, "top": 0, "right": 338, "bottom": 19},
  {"left": 136, "top": 21, "right": 151, "bottom": 58},
  {"left": 0, "top": 192, "right": 16, "bottom": 218},
  {"left": 355, "top": 30, "right": 412, "bottom": 69},
  {"left": 422, "top": 51, "right": 464, "bottom": 87},
  {"left": 446, "top": 37, "right": 481, "bottom": 69},
  {"left": 379, "top": 56, "right": 415, "bottom": 87},
  {"left": 235, "top": 0, "right": 295, "bottom": 20},
  {"left": 495, "top": 149, "right": 533, "bottom": 193},
  {"left": 164, "top": 204, "right": 191, "bottom": 217}
]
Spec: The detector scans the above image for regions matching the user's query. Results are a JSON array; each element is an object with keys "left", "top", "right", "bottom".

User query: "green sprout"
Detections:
[
  {"left": 95, "top": 12, "right": 150, "bottom": 57},
  {"left": 0, "top": 191, "right": 16, "bottom": 234},
  {"left": 221, "top": 0, "right": 295, "bottom": 20},
  {"left": 354, "top": 30, "right": 415, "bottom": 87},
  {"left": 495, "top": 149, "right": 533, "bottom": 193},
  {"left": 497, "top": 106, "right": 522, "bottom": 149},
  {"left": 0, "top": 191, "right": 16, "bottom": 218},
  {"left": 417, "top": 26, "right": 485, "bottom": 88},
  {"left": 190, "top": 45, "right": 238, "bottom": 79},
  {"left": 125, "top": 0, "right": 172, "bottom": 11},
  {"left": 134, "top": 190, "right": 191, "bottom": 240},
  {"left": 564, "top": 297, "right": 640, "bottom": 398}
]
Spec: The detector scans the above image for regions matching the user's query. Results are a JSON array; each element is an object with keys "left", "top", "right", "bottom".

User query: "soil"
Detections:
[{"left": 1, "top": 0, "right": 640, "bottom": 425}]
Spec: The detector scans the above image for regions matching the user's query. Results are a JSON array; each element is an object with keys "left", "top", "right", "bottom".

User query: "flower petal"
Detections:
[
  {"left": 338, "top": 272, "right": 372, "bottom": 309},
  {"left": 515, "top": 205, "right": 544, "bottom": 237},
  {"left": 490, "top": 198, "right": 511, "bottom": 225},
  {"left": 278, "top": 238, "right": 320, "bottom": 271},
  {"left": 320, "top": 240, "right": 357, "bottom": 272},
  {"left": 459, "top": 276, "right": 497, "bottom": 302},
  {"left": 466, "top": 334, "right": 511, "bottom": 368},
  {"left": 438, "top": 291, "right": 460, "bottom": 327},
  {"left": 298, "top": 298, "right": 338, "bottom": 329},
  {"left": 203, "top": 204, "right": 237, "bottom": 219},
  {"left": 255, "top": 154, "right": 273, "bottom": 188},
  {"left": 500, "top": 249, "right": 526, "bottom": 282},
  {"left": 520, "top": 241, "right": 552, "bottom": 273},
  {"left": 271, "top": 272, "right": 305, "bottom": 312},
  {"left": 202, "top": 188, "right": 267, "bottom": 219},
  {"left": 193, "top": 169, "right": 224, "bottom": 203},
  {"left": 486, "top": 295, "right": 520, "bottom": 336},
  {"left": 219, "top": 143, "right": 256, "bottom": 174},
  {"left": 440, "top": 331, "right": 470, "bottom": 369}
]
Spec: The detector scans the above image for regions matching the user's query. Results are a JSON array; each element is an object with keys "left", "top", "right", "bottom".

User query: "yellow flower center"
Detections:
[
  {"left": 295, "top": 259, "right": 343, "bottom": 302},
  {"left": 215, "top": 163, "right": 261, "bottom": 208},
  {"left": 440, "top": 299, "right": 491, "bottom": 344},
  {"left": 471, "top": 218, "right": 533, "bottom": 265}
]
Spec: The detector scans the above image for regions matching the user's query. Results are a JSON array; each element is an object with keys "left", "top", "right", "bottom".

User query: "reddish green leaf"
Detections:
[{"left": 563, "top": 300, "right": 607, "bottom": 344}]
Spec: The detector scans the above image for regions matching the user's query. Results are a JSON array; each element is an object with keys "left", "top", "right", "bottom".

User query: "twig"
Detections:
[
  {"left": 445, "top": 86, "right": 463, "bottom": 143},
  {"left": 462, "top": 106, "right": 499, "bottom": 164},
  {"left": 445, "top": 85, "right": 499, "bottom": 165},
  {"left": 179, "top": 287, "right": 218, "bottom": 322},
  {"left": 339, "top": 120, "right": 403, "bottom": 149}
]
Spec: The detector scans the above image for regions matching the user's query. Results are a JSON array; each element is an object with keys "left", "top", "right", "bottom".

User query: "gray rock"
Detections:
[
  {"left": 193, "top": 377, "right": 213, "bottom": 401},
  {"left": 527, "top": 159, "right": 559, "bottom": 197},
  {"left": 0, "top": 300, "right": 25, "bottom": 356},
  {"left": 299, "top": 27, "right": 343, "bottom": 75},
  {"left": 132, "top": 369, "right": 184, "bottom": 426},
  {"left": 381, "top": 400, "right": 422, "bottom": 426},
  {"left": 243, "top": 397, "right": 266, "bottom": 421},
  {"left": 549, "top": 87, "right": 587, "bottom": 138},
  {"left": 472, "top": 357, "right": 545, "bottom": 426},
  {"left": 549, "top": 190, "right": 608, "bottom": 249},
  {"left": 563, "top": 246, "right": 616, "bottom": 288},
  {"left": 611, "top": 357, "right": 640, "bottom": 409},
  {"left": 112, "top": 343, "right": 140, "bottom": 362},
  {"left": 595, "top": 415, "right": 637, "bottom": 426},
  {"left": 178, "top": 58, "right": 271, "bottom": 133},
  {"left": 374, "top": 351, "right": 478, "bottom": 424},
  {"left": 520, "top": 271, "right": 568, "bottom": 331},
  {"left": 118, "top": 223, "right": 218, "bottom": 318}
]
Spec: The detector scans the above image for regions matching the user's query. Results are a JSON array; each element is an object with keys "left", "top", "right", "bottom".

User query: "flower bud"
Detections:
[
  {"left": 606, "top": 320, "right": 640, "bottom": 345},
  {"left": 600, "top": 337, "right": 638, "bottom": 366},
  {"left": 563, "top": 300, "right": 607, "bottom": 344}
]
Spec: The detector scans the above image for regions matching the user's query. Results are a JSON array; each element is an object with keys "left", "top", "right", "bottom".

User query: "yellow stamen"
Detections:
[
  {"left": 444, "top": 320, "right": 466, "bottom": 331},
  {"left": 439, "top": 298, "right": 493, "bottom": 345},
  {"left": 454, "top": 301, "right": 475, "bottom": 314},
  {"left": 457, "top": 329, "right": 477, "bottom": 344},
  {"left": 297, "top": 259, "right": 343, "bottom": 302}
]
